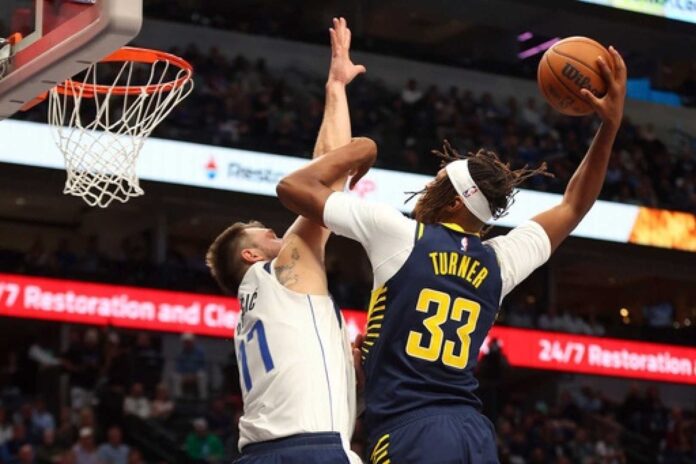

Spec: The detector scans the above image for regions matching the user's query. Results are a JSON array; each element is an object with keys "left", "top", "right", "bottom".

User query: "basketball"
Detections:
[{"left": 537, "top": 36, "right": 612, "bottom": 116}]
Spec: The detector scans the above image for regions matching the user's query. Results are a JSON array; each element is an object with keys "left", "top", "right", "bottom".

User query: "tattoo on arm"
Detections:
[{"left": 275, "top": 247, "right": 300, "bottom": 287}]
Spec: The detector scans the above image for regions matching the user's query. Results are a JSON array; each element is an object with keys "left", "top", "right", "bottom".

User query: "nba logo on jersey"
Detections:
[{"left": 460, "top": 237, "right": 469, "bottom": 252}]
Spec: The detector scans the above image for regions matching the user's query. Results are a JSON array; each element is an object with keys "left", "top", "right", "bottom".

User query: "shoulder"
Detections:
[
  {"left": 327, "top": 192, "right": 414, "bottom": 224},
  {"left": 484, "top": 220, "right": 550, "bottom": 260},
  {"left": 324, "top": 191, "right": 417, "bottom": 240}
]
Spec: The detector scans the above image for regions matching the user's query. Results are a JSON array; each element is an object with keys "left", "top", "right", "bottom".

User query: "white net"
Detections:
[{"left": 48, "top": 52, "right": 194, "bottom": 208}]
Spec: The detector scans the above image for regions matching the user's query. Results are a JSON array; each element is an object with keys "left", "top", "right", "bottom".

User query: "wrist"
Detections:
[
  {"left": 602, "top": 118, "right": 621, "bottom": 132},
  {"left": 325, "top": 80, "right": 346, "bottom": 90}
]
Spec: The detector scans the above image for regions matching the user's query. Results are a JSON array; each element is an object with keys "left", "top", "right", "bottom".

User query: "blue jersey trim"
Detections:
[
  {"left": 307, "top": 295, "right": 335, "bottom": 430},
  {"left": 332, "top": 300, "right": 343, "bottom": 328}
]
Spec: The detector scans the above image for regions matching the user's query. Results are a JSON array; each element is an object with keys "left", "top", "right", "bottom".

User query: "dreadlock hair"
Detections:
[
  {"left": 206, "top": 221, "right": 265, "bottom": 296},
  {"left": 409, "top": 141, "right": 553, "bottom": 228}
]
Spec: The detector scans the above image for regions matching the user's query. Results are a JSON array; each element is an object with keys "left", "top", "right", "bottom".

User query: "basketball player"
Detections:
[
  {"left": 206, "top": 18, "right": 365, "bottom": 464},
  {"left": 276, "top": 47, "right": 626, "bottom": 463}
]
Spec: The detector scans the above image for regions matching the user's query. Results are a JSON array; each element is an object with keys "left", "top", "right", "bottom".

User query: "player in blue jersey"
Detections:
[
  {"left": 276, "top": 47, "right": 626, "bottom": 463},
  {"left": 206, "top": 18, "right": 366, "bottom": 463}
]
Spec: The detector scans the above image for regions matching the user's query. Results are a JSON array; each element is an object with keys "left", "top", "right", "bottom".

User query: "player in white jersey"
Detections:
[{"left": 206, "top": 18, "right": 365, "bottom": 464}]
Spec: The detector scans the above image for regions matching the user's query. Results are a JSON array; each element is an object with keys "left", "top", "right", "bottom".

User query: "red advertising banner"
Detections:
[
  {"left": 481, "top": 327, "right": 696, "bottom": 385},
  {"left": 1, "top": 273, "right": 695, "bottom": 384},
  {"left": 0, "top": 273, "right": 367, "bottom": 339}
]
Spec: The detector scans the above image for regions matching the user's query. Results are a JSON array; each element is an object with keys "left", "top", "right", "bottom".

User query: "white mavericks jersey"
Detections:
[{"left": 235, "top": 260, "right": 358, "bottom": 461}]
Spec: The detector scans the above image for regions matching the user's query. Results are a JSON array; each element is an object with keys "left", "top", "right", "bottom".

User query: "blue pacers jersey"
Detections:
[{"left": 361, "top": 222, "right": 502, "bottom": 435}]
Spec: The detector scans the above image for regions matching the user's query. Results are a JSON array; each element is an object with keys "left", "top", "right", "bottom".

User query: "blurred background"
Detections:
[{"left": 1, "top": 1, "right": 696, "bottom": 463}]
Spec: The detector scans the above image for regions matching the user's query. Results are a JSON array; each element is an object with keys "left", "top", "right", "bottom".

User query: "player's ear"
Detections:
[{"left": 240, "top": 248, "right": 264, "bottom": 264}]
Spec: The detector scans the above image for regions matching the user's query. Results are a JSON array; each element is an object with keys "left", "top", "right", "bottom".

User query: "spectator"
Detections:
[
  {"left": 62, "top": 329, "right": 102, "bottom": 410},
  {"left": 123, "top": 384, "right": 150, "bottom": 420},
  {"left": 77, "top": 409, "right": 97, "bottom": 434},
  {"left": 5, "top": 423, "right": 30, "bottom": 458},
  {"left": 103, "top": 334, "right": 132, "bottom": 392},
  {"left": 35, "top": 429, "right": 62, "bottom": 464},
  {"left": 150, "top": 385, "right": 174, "bottom": 421},
  {"left": 0, "top": 442, "right": 10, "bottom": 464},
  {"left": 595, "top": 431, "right": 626, "bottom": 464},
  {"left": 14, "top": 403, "right": 34, "bottom": 436},
  {"left": 97, "top": 427, "right": 129, "bottom": 464},
  {"left": 125, "top": 450, "right": 143, "bottom": 464},
  {"left": 568, "top": 428, "right": 595, "bottom": 464},
  {"left": 18, "top": 444, "right": 35, "bottom": 464},
  {"left": 23, "top": 238, "right": 52, "bottom": 272},
  {"left": 72, "top": 428, "right": 100, "bottom": 464},
  {"left": 184, "top": 419, "right": 223, "bottom": 464},
  {"left": 575, "top": 386, "right": 603, "bottom": 414},
  {"left": 538, "top": 306, "right": 563, "bottom": 332},
  {"left": 59, "top": 451, "right": 76, "bottom": 464},
  {"left": 130, "top": 334, "right": 163, "bottom": 397},
  {"left": 0, "top": 406, "right": 13, "bottom": 446},
  {"left": 53, "top": 239, "right": 78, "bottom": 272},
  {"left": 100, "top": 333, "right": 131, "bottom": 427},
  {"left": 401, "top": 79, "right": 423, "bottom": 105},
  {"left": 77, "top": 236, "right": 106, "bottom": 274},
  {"left": 173, "top": 333, "right": 208, "bottom": 400},
  {"left": 205, "top": 399, "right": 232, "bottom": 439},
  {"left": 31, "top": 399, "right": 55, "bottom": 439},
  {"left": 54, "top": 408, "right": 76, "bottom": 450}
]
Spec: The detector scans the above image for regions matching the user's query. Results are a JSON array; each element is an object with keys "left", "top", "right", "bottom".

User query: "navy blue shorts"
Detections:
[
  {"left": 235, "top": 432, "right": 350, "bottom": 464},
  {"left": 368, "top": 406, "right": 499, "bottom": 464}
]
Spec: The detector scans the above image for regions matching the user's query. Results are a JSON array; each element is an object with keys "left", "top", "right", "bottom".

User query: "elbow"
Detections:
[
  {"left": 276, "top": 176, "right": 297, "bottom": 209},
  {"left": 277, "top": 174, "right": 313, "bottom": 216}
]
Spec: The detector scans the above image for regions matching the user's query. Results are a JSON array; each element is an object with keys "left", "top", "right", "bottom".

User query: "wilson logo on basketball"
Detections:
[{"left": 561, "top": 63, "right": 601, "bottom": 96}]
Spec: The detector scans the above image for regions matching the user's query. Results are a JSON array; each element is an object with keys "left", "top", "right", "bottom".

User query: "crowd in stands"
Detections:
[
  {"left": 492, "top": 386, "right": 696, "bottom": 464},
  {"left": 503, "top": 297, "right": 607, "bottom": 338},
  {"left": 475, "top": 344, "right": 696, "bottom": 464},
  {"left": 0, "top": 326, "right": 242, "bottom": 464},
  {"left": 2, "top": 322, "right": 695, "bottom": 464},
  {"left": 153, "top": 46, "right": 694, "bottom": 214},
  {"left": 12, "top": 44, "right": 696, "bottom": 214},
  {"left": 0, "top": 236, "right": 217, "bottom": 295}
]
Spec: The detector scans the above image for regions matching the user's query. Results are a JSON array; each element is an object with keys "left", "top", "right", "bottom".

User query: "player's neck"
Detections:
[{"left": 440, "top": 211, "right": 484, "bottom": 235}]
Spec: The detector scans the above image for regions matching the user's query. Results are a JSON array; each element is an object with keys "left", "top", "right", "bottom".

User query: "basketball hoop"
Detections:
[{"left": 47, "top": 46, "right": 194, "bottom": 208}]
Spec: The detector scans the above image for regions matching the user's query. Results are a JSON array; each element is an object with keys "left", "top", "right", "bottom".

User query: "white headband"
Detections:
[{"left": 445, "top": 159, "right": 493, "bottom": 223}]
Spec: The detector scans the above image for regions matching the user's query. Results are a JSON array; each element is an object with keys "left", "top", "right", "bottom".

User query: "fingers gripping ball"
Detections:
[{"left": 538, "top": 36, "right": 613, "bottom": 116}]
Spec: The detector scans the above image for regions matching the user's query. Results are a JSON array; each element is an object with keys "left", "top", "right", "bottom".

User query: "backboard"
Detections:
[{"left": 0, "top": 0, "right": 142, "bottom": 120}]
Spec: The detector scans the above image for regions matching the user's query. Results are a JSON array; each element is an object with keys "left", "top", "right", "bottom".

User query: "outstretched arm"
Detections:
[
  {"left": 277, "top": 137, "right": 378, "bottom": 226},
  {"left": 533, "top": 46, "right": 627, "bottom": 252},
  {"left": 282, "top": 17, "right": 366, "bottom": 259}
]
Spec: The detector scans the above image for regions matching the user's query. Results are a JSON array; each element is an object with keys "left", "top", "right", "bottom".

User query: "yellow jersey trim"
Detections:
[
  {"left": 440, "top": 222, "right": 481, "bottom": 236},
  {"left": 371, "top": 434, "right": 390, "bottom": 464},
  {"left": 363, "top": 286, "right": 388, "bottom": 361},
  {"left": 417, "top": 223, "right": 425, "bottom": 240}
]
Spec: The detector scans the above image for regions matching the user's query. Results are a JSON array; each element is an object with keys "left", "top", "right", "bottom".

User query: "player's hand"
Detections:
[
  {"left": 348, "top": 137, "right": 377, "bottom": 190},
  {"left": 327, "top": 17, "right": 366, "bottom": 86},
  {"left": 580, "top": 46, "right": 626, "bottom": 129},
  {"left": 352, "top": 332, "right": 366, "bottom": 392}
]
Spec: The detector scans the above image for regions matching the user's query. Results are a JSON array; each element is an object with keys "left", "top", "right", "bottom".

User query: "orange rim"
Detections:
[{"left": 54, "top": 46, "right": 193, "bottom": 97}]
